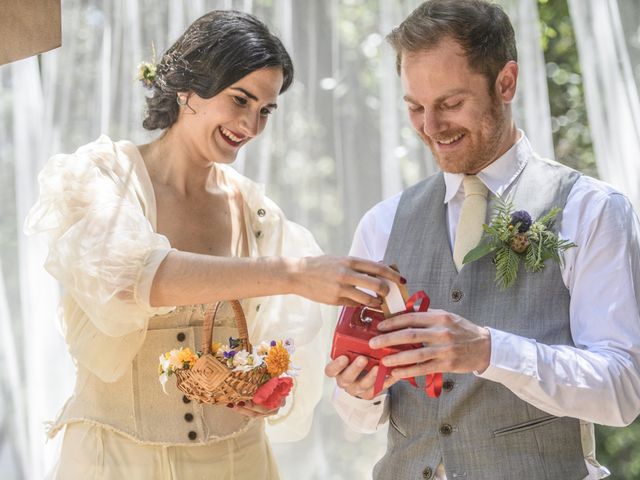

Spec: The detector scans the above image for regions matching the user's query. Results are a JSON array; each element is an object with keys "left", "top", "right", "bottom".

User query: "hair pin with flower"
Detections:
[
  {"left": 137, "top": 42, "right": 157, "bottom": 89},
  {"left": 462, "top": 197, "right": 576, "bottom": 289}
]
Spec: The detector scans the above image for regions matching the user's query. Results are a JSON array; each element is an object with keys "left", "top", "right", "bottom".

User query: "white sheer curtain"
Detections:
[
  {"left": 502, "top": 0, "right": 555, "bottom": 160},
  {"left": 1, "top": 1, "right": 637, "bottom": 479},
  {"left": 568, "top": 0, "right": 640, "bottom": 211}
]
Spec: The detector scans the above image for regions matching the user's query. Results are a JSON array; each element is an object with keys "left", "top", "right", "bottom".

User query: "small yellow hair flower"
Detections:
[{"left": 137, "top": 61, "right": 157, "bottom": 88}]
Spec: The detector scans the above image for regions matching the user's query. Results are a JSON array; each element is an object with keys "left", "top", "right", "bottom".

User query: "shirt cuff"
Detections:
[
  {"left": 331, "top": 387, "right": 388, "bottom": 434},
  {"left": 475, "top": 327, "right": 539, "bottom": 384}
]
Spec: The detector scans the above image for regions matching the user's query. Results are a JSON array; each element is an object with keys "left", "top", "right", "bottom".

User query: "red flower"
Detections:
[{"left": 253, "top": 377, "right": 293, "bottom": 410}]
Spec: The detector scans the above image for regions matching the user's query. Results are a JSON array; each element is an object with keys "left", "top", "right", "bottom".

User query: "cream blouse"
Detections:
[{"left": 25, "top": 135, "right": 330, "bottom": 443}]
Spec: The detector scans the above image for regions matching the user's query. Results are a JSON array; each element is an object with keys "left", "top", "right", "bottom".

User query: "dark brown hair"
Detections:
[
  {"left": 143, "top": 10, "right": 294, "bottom": 130},
  {"left": 387, "top": 0, "right": 517, "bottom": 89}
]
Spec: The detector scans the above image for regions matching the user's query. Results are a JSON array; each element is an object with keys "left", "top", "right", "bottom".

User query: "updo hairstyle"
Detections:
[{"left": 143, "top": 10, "right": 294, "bottom": 130}]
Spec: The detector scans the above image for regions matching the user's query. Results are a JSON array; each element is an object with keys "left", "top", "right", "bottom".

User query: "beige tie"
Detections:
[{"left": 453, "top": 175, "right": 489, "bottom": 271}]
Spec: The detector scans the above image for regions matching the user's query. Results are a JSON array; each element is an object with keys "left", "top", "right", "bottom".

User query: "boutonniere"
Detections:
[{"left": 462, "top": 198, "right": 576, "bottom": 289}]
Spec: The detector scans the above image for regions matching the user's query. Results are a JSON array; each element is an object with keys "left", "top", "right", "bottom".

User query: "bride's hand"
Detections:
[
  {"left": 289, "top": 255, "right": 405, "bottom": 307},
  {"left": 229, "top": 400, "right": 284, "bottom": 418}
]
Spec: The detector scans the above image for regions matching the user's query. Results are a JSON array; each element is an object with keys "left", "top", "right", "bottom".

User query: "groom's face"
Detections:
[{"left": 400, "top": 37, "right": 515, "bottom": 174}]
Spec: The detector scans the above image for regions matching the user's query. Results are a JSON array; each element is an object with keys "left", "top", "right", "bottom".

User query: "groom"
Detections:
[{"left": 325, "top": 1, "right": 640, "bottom": 479}]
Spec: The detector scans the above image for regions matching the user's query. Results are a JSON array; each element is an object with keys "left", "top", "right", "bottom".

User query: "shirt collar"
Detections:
[{"left": 443, "top": 130, "right": 530, "bottom": 203}]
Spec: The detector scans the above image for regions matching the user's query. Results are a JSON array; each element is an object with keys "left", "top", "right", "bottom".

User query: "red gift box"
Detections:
[
  {"left": 330, "top": 304, "right": 421, "bottom": 371},
  {"left": 330, "top": 288, "right": 442, "bottom": 397}
]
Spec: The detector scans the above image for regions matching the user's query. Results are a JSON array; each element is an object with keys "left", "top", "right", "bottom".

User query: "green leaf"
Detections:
[
  {"left": 524, "top": 242, "right": 543, "bottom": 272},
  {"left": 536, "top": 206, "right": 561, "bottom": 228},
  {"left": 463, "top": 241, "right": 498, "bottom": 265},
  {"left": 495, "top": 246, "right": 520, "bottom": 289}
]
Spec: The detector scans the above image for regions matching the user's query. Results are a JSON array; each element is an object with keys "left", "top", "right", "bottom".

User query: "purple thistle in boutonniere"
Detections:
[{"left": 463, "top": 198, "right": 576, "bottom": 289}]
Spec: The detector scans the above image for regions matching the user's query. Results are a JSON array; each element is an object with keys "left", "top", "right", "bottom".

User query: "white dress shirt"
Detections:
[{"left": 332, "top": 133, "right": 640, "bottom": 479}]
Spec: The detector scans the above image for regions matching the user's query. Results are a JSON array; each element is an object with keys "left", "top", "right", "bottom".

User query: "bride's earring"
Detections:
[{"left": 176, "top": 94, "right": 196, "bottom": 114}]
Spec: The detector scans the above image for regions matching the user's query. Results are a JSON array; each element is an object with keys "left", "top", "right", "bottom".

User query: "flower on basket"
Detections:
[
  {"left": 462, "top": 198, "right": 576, "bottom": 289},
  {"left": 265, "top": 342, "right": 291, "bottom": 377},
  {"left": 158, "top": 347, "right": 199, "bottom": 393},
  {"left": 252, "top": 377, "right": 294, "bottom": 410},
  {"left": 231, "top": 350, "right": 264, "bottom": 373},
  {"left": 158, "top": 337, "right": 297, "bottom": 399}
]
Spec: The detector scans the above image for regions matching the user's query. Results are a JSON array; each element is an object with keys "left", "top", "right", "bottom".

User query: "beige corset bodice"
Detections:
[{"left": 48, "top": 301, "right": 259, "bottom": 446}]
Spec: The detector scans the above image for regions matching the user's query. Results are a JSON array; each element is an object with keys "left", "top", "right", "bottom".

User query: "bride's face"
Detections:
[{"left": 175, "top": 67, "right": 284, "bottom": 165}]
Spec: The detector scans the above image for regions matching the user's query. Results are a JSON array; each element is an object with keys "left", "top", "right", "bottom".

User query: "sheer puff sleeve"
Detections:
[{"left": 25, "top": 136, "right": 175, "bottom": 382}]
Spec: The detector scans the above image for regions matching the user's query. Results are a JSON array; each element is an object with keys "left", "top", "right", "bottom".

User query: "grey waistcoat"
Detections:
[{"left": 376, "top": 156, "right": 586, "bottom": 480}]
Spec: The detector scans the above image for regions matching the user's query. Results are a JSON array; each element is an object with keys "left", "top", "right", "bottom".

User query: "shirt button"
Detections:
[
  {"left": 442, "top": 379, "right": 455, "bottom": 392},
  {"left": 451, "top": 289, "right": 463, "bottom": 302},
  {"left": 256, "top": 304, "right": 261, "bottom": 312},
  {"left": 255, "top": 230, "right": 263, "bottom": 239},
  {"left": 184, "top": 413, "right": 194, "bottom": 422},
  {"left": 188, "top": 431, "right": 197, "bottom": 440},
  {"left": 176, "top": 332, "right": 186, "bottom": 342},
  {"left": 182, "top": 395, "right": 191, "bottom": 404},
  {"left": 422, "top": 466, "right": 433, "bottom": 479},
  {"left": 257, "top": 208, "right": 266, "bottom": 217},
  {"left": 439, "top": 423, "right": 453, "bottom": 435}
]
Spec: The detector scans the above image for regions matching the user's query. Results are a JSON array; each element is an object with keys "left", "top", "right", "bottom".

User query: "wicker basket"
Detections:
[{"left": 175, "top": 300, "right": 269, "bottom": 405}]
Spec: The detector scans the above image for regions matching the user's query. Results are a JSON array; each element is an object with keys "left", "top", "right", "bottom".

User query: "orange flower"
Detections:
[{"left": 265, "top": 344, "right": 290, "bottom": 377}]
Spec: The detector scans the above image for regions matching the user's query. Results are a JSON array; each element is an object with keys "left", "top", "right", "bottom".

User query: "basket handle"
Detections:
[{"left": 201, "top": 300, "right": 251, "bottom": 355}]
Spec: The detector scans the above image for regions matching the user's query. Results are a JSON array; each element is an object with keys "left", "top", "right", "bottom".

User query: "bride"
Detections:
[{"left": 26, "top": 10, "right": 401, "bottom": 479}]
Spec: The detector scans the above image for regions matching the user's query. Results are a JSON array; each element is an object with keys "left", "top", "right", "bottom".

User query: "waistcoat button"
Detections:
[
  {"left": 177, "top": 332, "right": 186, "bottom": 342},
  {"left": 184, "top": 413, "right": 194, "bottom": 422},
  {"left": 182, "top": 395, "right": 191, "bottom": 404},
  {"left": 422, "top": 466, "right": 433, "bottom": 479},
  {"left": 439, "top": 423, "right": 453, "bottom": 435},
  {"left": 188, "top": 431, "right": 197, "bottom": 440},
  {"left": 451, "top": 289, "right": 463, "bottom": 302},
  {"left": 442, "top": 379, "right": 455, "bottom": 392}
]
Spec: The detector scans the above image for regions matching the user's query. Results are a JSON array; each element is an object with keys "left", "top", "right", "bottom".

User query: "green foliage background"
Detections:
[{"left": 538, "top": 0, "right": 640, "bottom": 478}]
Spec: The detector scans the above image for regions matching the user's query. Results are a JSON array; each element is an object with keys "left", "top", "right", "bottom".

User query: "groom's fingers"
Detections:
[
  {"left": 389, "top": 360, "right": 443, "bottom": 379},
  {"left": 376, "top": 310, "right": 448, "bottom": 331},
  {"left": 357, "top": 368, "right": 402, "bottom": 399},
  {"left": 327, "top": 356, "right": 370, "bottom": 391},
  {"left": 324, "top": 356, "right": 350, "bottom": 378},
  {"left": 369, "top": 326, "right": 445, "bottom": 350},
  {"left": 336, "top": 356, "right": 369, "bottom": 388},
  {"left": 326, "top": 356, "right": 401, "bottom": 399},
  {"left": 354, "top": 365, "right": 380, "bottom": 391},
  {"left": 381, "top": 346, "right": 441, "bottom": 367}
]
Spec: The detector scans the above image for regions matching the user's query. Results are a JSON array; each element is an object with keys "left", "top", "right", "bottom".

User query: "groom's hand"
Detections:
[
  {"left": 325, "top": 355, "right": 400, "bottom": 400},
  {"left": 368, "top": 309, "right": 492, "bottom": 378}
]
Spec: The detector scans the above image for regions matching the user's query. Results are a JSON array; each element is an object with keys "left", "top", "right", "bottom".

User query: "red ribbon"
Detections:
[{"left": 373, "top": 291, "right": 443, "bottom": 398}]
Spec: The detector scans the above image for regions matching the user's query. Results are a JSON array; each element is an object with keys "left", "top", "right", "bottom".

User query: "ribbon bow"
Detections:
[{"left": 372, "top": 291, "right": 443, "bottom": 398}]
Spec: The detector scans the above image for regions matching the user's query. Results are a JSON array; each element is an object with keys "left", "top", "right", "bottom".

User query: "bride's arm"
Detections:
[{"left": 150, "top": 250, "right": 403, "bottom": 307}]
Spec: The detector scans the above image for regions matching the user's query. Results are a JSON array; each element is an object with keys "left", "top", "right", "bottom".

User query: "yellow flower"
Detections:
[
  {"left": 177, "top": 348, "right": 197, "bottom": 368},
  {"left": 137, "top": 61, "right": 157, "bottom": 88},
  {"left": 265, "top": 344, "right": 290, "bottom": 377}
]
